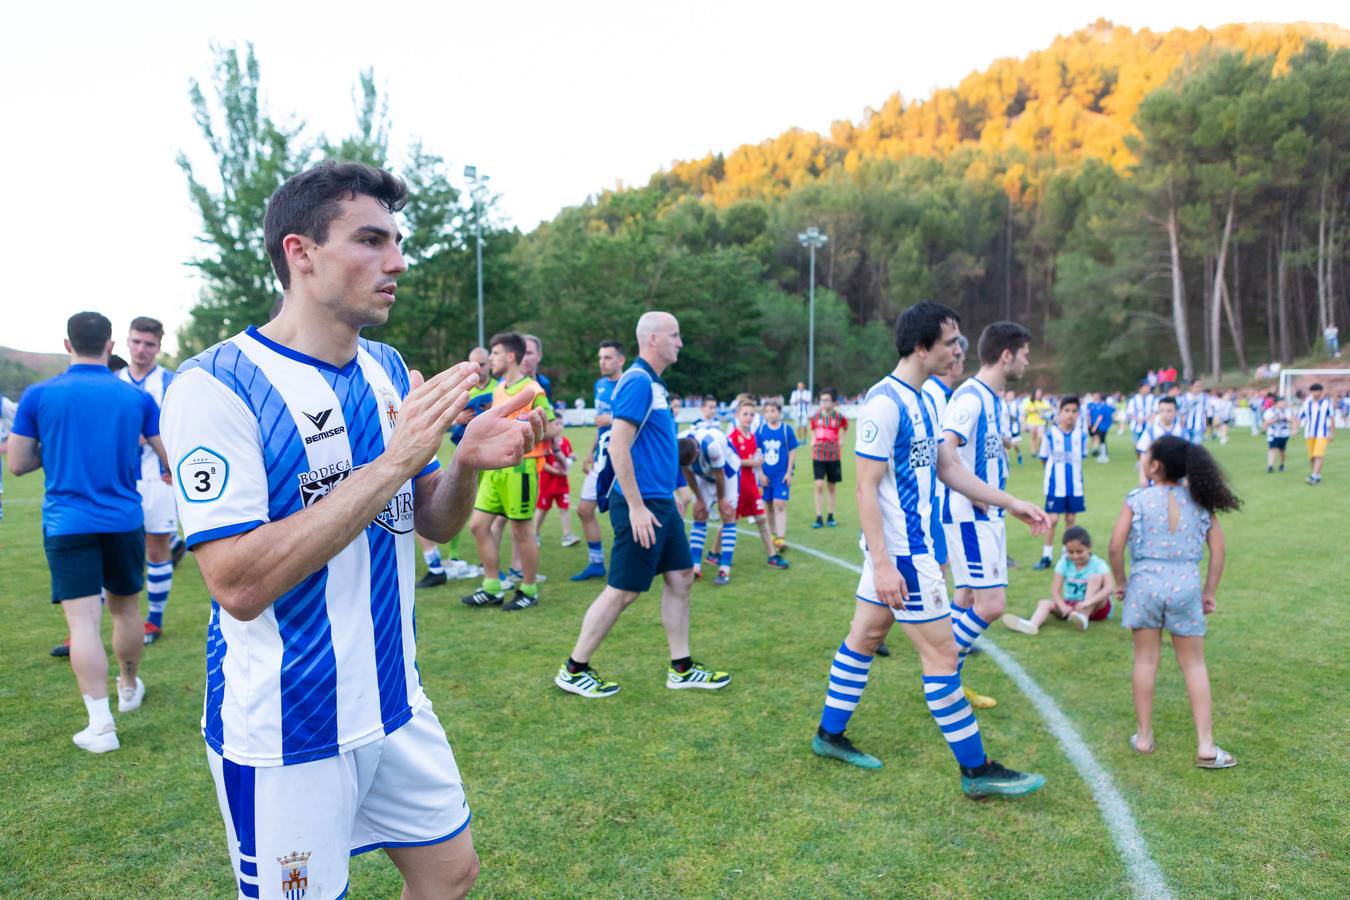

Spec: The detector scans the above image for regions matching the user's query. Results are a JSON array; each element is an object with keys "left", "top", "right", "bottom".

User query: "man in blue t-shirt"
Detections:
[
  {"left": 8, "top": 312, "right": 167, "bottom": 754},
  {"left": 1086, "top": 392, "right": 1116, "bottom": 463},
  {"left": 555, "top": 312, "right": 731, "bottom": 699},
  {"left": 572, "top": 340, "right": 626, "bottom": 582}
]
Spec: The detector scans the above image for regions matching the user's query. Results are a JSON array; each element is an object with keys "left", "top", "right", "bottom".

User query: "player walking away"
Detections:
[
  {"left": 1002, "top": 525, "right": 1115, "bottom": 634},
  {"left": 809, "top": 389, "right": 847, "bottom": 528},
  {"left": 1135, "top": 397, "right": 1184, "bottom": 485},
  {"left": 556, "top": 311, "right": 730, "bottom": 699},
  {"left": 728, "top": 399, "right": 790, "bottom": 576},
  {"left": 810, "top": 302, "right": 1048, "bottom": 799},
  {"left": 1126, "top": 383, "right": 1157, "bottom": 454},
  {"left": 1109, "top": 436, "right": 1241, "bottom": 768},
  {"left": 681, "top": 420, "right": 740, "bottom": 583},
  {"left": 1211, "top": 390, "right": 1234, "bottom": 444},
  {"left": 1034, "top": 396, "right": 1088, "bottom": 570},
  {"left": 117, "top": 316, "right": 180, "bottom": 644},
  {"left": 1182, "top": 381, "right": 1209, "bottom": 444},
  {"left": 572, "top": 341, "right": 625, "bottom": 581},
  {"left": 9, "top": 312, "right": 165, "bottom": 752},
  {"left": 416, "top": 346, "right": 493, "bottom": 587},
  {"left": 535, "top": 435, "right": 577, "bottom": 545},
  {"left": 1087, "top": 391, "right": 1115, "bottom": 463},
  {"left": 463, "top": 332, "right": 556, "bottom": 611},
  {"left": 1263, "top": 394, "right": 1292, "bottom": 472},
  {"left": 938, "top": 322, "right": 1036, "bottom": 712},
  {"left": 754, "top": 398, "right": 799, "bottom": 552},
  {"left": 1299, "top": 383, "right": 1334, "bottom": 485},
  {"left": 790, "top": 381, "right": 812, "bottom": 441},
  {"left": 162, "top": 162, "right": 548, "bottom": 899}
]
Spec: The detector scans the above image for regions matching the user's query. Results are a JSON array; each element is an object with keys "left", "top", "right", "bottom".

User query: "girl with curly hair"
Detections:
[{"left": 1108, "top": 435, "right": 1242, "bottom": 769}]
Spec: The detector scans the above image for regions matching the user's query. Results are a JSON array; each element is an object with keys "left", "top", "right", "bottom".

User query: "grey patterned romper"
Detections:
[{"left": 1121, "top": 485, "right": 1211, "bottom": 636}]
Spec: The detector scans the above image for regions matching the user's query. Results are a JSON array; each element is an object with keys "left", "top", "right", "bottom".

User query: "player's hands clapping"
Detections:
[
  {"left": 383, "top": 363, "right": 480, "bottom": 478},
  {"left": 456, "top": 383, "right": 548, "bottom": 472},
  {"left": 1007, "top": 498, "right": 1051, "bottom": 535},
  {"left": 873, "top": 557, "right": 909, "bottom": 609}
]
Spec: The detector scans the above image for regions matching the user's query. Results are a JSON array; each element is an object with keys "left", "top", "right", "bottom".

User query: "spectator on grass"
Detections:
[{"left": 1001, "top": 525, "right": 1114, "bottom": 635}]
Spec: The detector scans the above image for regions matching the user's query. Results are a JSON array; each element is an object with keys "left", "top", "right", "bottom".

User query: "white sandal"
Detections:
[{"left": 1195, "top": 747, "right": 1237, "bottom": 769}]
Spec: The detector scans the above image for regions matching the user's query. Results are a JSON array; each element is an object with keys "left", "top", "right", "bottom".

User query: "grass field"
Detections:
[{"left": 2, "top": 423, "right": 1348, "bottom": 898}]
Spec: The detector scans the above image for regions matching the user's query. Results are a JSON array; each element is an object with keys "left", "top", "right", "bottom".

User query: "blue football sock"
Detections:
[
  {"left": 819, "top": 641, "right": 874, "bottom": 735},
  {"left": 587, "top": 540, "right": 604, "bottom": 564},
  {"left": 951, "top": 606, "right": 990, "bottom": 673},
  {"left": 689, "top": 521, "right": 707, "bottom": 562},
  {"left": 923, "top": 672, "right": 986, "bottom": 768},
  {"left": 718, "top": 522, "right": 737, "bottom": 567},
  {"left": 146, "top": 561, "right": 173, "bottom": 628}
]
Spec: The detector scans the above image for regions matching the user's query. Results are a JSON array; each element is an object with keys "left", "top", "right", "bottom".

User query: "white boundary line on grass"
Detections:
[{"left": 789, "top": 540, "right": 1173, "bottom": 900}]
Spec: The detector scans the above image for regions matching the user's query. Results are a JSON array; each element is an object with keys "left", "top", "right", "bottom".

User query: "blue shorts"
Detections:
[
  {"left": 43, "top": 528, "right": 146, "bottom": 602},
  {"left": 762, "top": 475, "right": 791, "bottom": 502},
  {"left": 1045, "top": 495, "right": 1085, "bottom": 514},
  {"left": 607, "top": 495, "right": 693, "bottom": 593}
]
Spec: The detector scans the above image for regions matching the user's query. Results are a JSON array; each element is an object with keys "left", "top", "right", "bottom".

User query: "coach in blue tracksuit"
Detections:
[
  {"left": 8, "top": 311, "right": 168, "bottom": 753},
  {"left": 553, "top": 311, "right": 732, "bottom": 699}
]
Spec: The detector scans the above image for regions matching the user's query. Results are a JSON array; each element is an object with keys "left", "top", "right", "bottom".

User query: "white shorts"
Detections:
[
  {"left": 694, "top": 475, "right": 738, "bottom": 518},
  {"left": 139, "top": 478, "right": 179, "bottom": 534},
  {"left": 856, "top": 552, "right": 950, "bottom": 623},
  {"left": 207, "top": 701, "right": 470, "bottom": 900},
  {"left": 579, "top": 464, "right": 600, "bottom": 503},
  {"left": 947, "top": 519, "right": 1008, "bottom": 590}
]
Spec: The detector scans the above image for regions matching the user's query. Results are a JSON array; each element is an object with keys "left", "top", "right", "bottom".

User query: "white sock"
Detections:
[
  {"left": 83, "top": 695, "right": 114, "bottom": 730},
  {"left": 1042, "top": 544, "right": 1054, "bottom": 559}
]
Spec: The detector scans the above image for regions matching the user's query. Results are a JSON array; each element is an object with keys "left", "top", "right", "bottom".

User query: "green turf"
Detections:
[{"left": 2, "top": 424, "right": 1347, "bottom": 898}]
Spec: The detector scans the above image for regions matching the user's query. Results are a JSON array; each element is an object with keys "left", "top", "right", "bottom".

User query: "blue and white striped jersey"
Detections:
[
  {"left": 680, "top": 423, "right": 740, "bottom": 484},
  {"left": 1039, "top": 426, "right": 1087, "bottom": 499},
  {"left": 1299, "top": 397, "right": 1334, "bottom": 438},
  {"left": 1134, "top": 417, "right": 1185, "bottom": 453},
  {"left": 1263, "top": 407, "right": 1292, "bottom": 438},
  {"left": 855, "top": 375, "right": 943, "bottom": 557},
  {"left": 923, "top": 377, "right": 955, "bottom": 514},
  {"left": 161, "top": 327, "right": 439, "bottom": 768},
  {"left": 592, "top": 375, "right": 619, "bottom": 461},
  {"left": 1126, "top": 393, "right": 1157, "bottom": 431},
  {"left": 119, "top": 364, "right": 175, "bottom": 479},
  {"left": 940, "top": 377, "right": 1006, "bottom": 523},
  {"left": 1183, "top": 392, "right": 1209, "bottom": 432}
]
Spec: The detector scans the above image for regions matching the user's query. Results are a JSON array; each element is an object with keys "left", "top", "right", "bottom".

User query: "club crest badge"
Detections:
[{"left": 278, "top": 850, "right": 311, "bottom": 900}]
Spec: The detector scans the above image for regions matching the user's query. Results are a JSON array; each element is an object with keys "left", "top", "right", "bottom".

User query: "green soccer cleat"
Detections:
[
  {"left": 554, "top": 664, "right": 620, "bottom": 698},
  {"left": 811, "top": 728, "right": 883, "bottom": 769},
  {"left": 666, "top": 662, "right": 731, "bottom": 690},
  {"left": 960, "top": 760, "right": 1046, "bottom": 799}
]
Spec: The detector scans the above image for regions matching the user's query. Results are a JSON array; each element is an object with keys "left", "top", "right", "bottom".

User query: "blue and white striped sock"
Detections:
[
  {"left": 422, "top": 547, "right": 444, "bottom": 575},
  {"left": 923, "top": 672, "right": 986, "bottom": 768},
  {"left": 587, "top": 540, "right": 604, "bottom": 564},
  {"left": 819, "top": 642, "right": 873, "bottom": 734},
  {"left": 951, "top": 606, "right": 990, "bottom": 672},
  {"left": 718, "top": 522, "right": 737, "bottom": 567},
  {"left": 689, "top": 522, "right": 707, "bottom": 563},
  {"left": 146, "top": 561, "right": 173, "bottom": 628}
]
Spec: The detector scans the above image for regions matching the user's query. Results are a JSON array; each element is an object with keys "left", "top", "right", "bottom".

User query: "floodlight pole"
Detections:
[
  {"left": 797, "top": 226, "right": 828, "bottom": 401},
  {"left": 465, "top": 165, "right": 489, "bottom": 349}
]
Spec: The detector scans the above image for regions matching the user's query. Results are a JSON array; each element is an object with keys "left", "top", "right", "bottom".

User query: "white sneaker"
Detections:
[
  {"left": 560, "top": 534, "right": 581, "bottom": 548},
  {"left": 1000, "top": 614, "right": 1039, "bottom": 636},
  {"left": 73, "top": 723, "right": 119, "bottom": 754},
  {"left": 1070, "top": 612, "right": 1090, "bottom": 631},
  {"left": 118, "top": 677, "right": 145, "bottom": 712}
]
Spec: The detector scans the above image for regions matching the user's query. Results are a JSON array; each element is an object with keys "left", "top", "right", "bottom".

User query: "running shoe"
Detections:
[
  {"left": 570, "top": 562, "right": 606, "bottom": 582},
  {"left": 826, "top": 515, "right": 837, "bottom": 527},
  {"left": 72, "top": 724, "right": 119, "bottom": 754},
  {"left": 960, "top": 760, "right": 1046, "bottom": 799},
  {"left": 51, "top": 637, "right": 72, "bottom": 658},
  {"left": 713, "top": 570, "right": 731, "bottom": 586},
  {"left": 1032, "top": 557, "right": 1053, "bottom": 571},
  {"left": 667, "top": 662, "right": 731, "bottom": 690},
  {"left": 502, "top": 590, "right": 538, "bottom": 612},
  {"left": 1070, "top": 611, "right": 1090, "bottom": 631},
  {"left": 118, "top": 677, "right": 146, "bottom": 712},
  {"left": 560, "top": 534, "right": 581, "bottom": 548},
  {"left": 554, "top": 664, "right": 620, "bottom": 698},
  {"left": 811, "top": 517, "right": 823, "bottom": 529},
  {"left": 766, "top": 554, "right": 790, "bottom": 569},
  {"left": 811, "top": 728, "right": 882, "bottom": 769},
  {"left": 461, "top": 589, "right": 504, "bottom": 608},
  {"left": 508, "top": 568, "right": 546, "bottom": 584},
  {"left": 143, "top": 622, "right": 163, "bottom": 645},
  {"left": 875, "top": 642, "right": 891, "bottom": 658},
  {"left": 415, "top": 570, "right": 448, "bottom": 589}
]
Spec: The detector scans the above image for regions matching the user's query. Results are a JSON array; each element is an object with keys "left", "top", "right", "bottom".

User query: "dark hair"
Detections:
[
  {"left": 1062, "top": 525, "right": 1091, "bottom": 547},
  {"left": 894, "top": 300, "right": 960, "bottom": 357},
  {"left": 598, "top": 340, "right": 625, "bottom": 356},
  {"left": 1158, "top": 396, "right": 1178, "bottom": 407},
  {"left": 488, "top": 331, "right": 527, "bottom": 364},
  {"left": 264, "top": 161, "right": 408, "bottom": 290},
  {"left": 977, "top": 321, "right": 1032, "bottom": 366},
  {"left": 1059, "top": 395, "right": 1080, "bottom": 411},
  {"left": 763, "top": 398, "right": 782, "bottom": 411},
  {"left": 1147, "top": 436, "right": 1242, "bottom": 514},
  {"left": 1310, "top": 383, "right": 1324, "bottom": 392},
  {"left": 701, "top": 395, "right": 717, "bottom": 405},
  {"left": 129, "top": 316, "right": 164, "bottom": 338},
  {"left": 678, "top": 437, "right": 699, "bottom": 467},
  {"left": 820, "top": 387, "right": 838, "bottom": 401},
  {"left": 67, "top": 311, "right": 112, "bottom": 356},
  {"left": 108, "top": 354, "right": 128, "bottom": 372}
]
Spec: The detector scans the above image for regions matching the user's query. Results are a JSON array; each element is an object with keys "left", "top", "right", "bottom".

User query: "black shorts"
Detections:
[
  {"left": 1267, "top": 436, "right": 1289, "bottom": 450},
  {"left": 43, "top": 528, "right": 145, "bottom": 603},
  {"left": 813, "top": 459, "right": 843, "bottom": 483},
  {"left": 607, "top": 495, "right": 693, "bottom": 593}
]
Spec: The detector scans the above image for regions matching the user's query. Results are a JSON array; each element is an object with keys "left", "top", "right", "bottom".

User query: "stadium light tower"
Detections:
[
  {"left": 464, "top": 165, "right": 490, "bottom": 348},
  {"left": 797, "top": 226, "right": 828, "bottom": 401}
]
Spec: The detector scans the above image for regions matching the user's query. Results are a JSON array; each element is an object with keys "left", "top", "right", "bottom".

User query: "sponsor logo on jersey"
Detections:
[
  {"left": 303, "top": 409, "right": 332, "bottom": 429},
  {"left": 298, "top": 461, "right": 353, "bottom": 506}
]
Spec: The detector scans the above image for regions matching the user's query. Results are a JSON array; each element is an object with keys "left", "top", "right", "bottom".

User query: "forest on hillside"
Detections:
[{"left": 178, "top": 21, "right": 1350, "bottom": 398}]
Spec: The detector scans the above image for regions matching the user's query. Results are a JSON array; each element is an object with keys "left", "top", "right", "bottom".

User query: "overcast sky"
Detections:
[{"left": 3, "top": 1, "right": 1344, "bottom": 356}]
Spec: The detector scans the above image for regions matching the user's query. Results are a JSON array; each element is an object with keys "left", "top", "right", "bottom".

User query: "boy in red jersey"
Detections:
[
  {"left": 720, "top": 399, "right": 790, "bottom": 582},
  {"left": 535, "top": 435, "right": 577, "bottom": 546},
  {"left": 810, "top": 388, "right": 847, "bottom": 528}
]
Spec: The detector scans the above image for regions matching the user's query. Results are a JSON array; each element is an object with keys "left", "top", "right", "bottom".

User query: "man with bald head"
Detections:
[
  {"left": 555, "top": 312, "right": 731, "bottom": 698},
  {"left": 416, "top": 347, "right": 494, "bottom": 587}
]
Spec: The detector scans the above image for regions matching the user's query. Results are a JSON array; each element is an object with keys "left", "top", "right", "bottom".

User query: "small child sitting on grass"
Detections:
[{"left": 1001, "top": 525, "right": 1114, "bottom": 634}]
